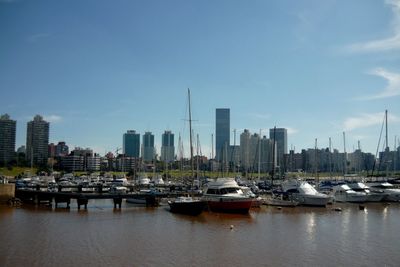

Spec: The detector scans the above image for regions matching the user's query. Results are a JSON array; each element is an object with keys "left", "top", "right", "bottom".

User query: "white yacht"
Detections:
[
  {"left": 203, "top": 178, "right": 253, "bottom": 213},
  {"left": 366, "top": 182, "right": 400, "bottom": 202},
  {"left": 332, "top": 184, "right": 367, "bottom": 203},
  {"left": 281, "top": 179, "right": 330, "bottom": 207},
  {"left": 347, "top": 182, "right": 385, "bottom": 202},
  {"left": 137, "top": 173, "right": 150, "bottom": 185}
]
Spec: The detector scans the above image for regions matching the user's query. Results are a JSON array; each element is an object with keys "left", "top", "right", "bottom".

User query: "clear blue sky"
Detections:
[{"left": 1, "top": 0, "right": 400, "bottom": 157}]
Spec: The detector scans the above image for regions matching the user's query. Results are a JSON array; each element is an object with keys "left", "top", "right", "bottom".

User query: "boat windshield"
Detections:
[
  {"left": 206, "top": 187, "right": 240, "bottom": 195},
  {"left": 220, "top": 187, "right": 240, "bottom": 194}
]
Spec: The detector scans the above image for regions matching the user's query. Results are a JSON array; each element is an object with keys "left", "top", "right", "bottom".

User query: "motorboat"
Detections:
[
  {"left": 168, "top": 196, "right": 207, "bottom": 216},
  {"left": 366, "top": 182, "right": 400, "bottom": 202},
  {"left": 347, "top": 182, "right": 385, "bottom": 202},
  {"left": 281, "top": 179, "right": 330, "bottom": 207},
  {"left": 263, "top": 193, "right": 299, "bottom": 207},
  {"left": 202, "top": 178, "right": 253, "bottom": 213},
  {"left": 332, "top": 184, "right": 367, "bottom": 203}
]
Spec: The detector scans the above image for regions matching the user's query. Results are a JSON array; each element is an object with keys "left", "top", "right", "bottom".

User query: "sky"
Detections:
[{"left": 1, "top": 0, "right": 400, "bottom": 158}]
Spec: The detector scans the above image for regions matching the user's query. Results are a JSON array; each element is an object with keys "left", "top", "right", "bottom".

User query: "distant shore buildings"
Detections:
[{"left": 0, "top": 110, "right": 399, "bottom": 174}]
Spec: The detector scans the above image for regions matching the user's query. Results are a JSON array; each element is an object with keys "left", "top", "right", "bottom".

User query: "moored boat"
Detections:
[
  {"left": 281, "top": 179, "right": 330, "bottom": 207},
  {"left": 263, "top": 193, "right": 299, "bottom": 207},
  {"left": 168, "top": 196, "right": 207, "bottom": 216},
  {"left": 366, "top": 182, "right": 400, "bottom": 202},
  {"left": 203, "top": 178, "right": 253, "bottom": 213},
  {"left": 168, "top": 89, "right": 207, "bottom": 216},
  {"left": 332, "top": 184, "right": 367, "bottom": 203},
  {"left": 347, "top": 182, "right": 385, "bottom": 202}
]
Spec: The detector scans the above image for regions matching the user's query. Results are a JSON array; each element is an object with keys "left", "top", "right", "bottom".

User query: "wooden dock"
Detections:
[{"left": 15, "top": 186, "right": 194, "bottom": 210}]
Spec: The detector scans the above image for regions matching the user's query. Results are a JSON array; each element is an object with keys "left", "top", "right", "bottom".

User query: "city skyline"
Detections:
[{"left": 1, "top": 0, "right": 400, "bottom": 156}]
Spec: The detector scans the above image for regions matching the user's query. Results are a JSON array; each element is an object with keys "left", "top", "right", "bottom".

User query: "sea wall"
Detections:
[{"left": 0, "top": 184, "right": 15, "bottom": 203}]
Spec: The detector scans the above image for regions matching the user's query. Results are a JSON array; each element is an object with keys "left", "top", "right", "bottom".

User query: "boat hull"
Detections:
[
  {"left": 263, "top": 198, "right": 298, "bottom": 207},
  {"left": 292, "top": 194, "right": 330, "bottom": 206},
  {"left": 168, "top": 200, "right": 207, "bottom": 216},
  {"left": 365, "top": 193, "right": 385, "bottom": 202},
  {"left": 206, "top": 198, "right": 253, "bottom": 214},
  {"left": 334, "top": 194, "right": 367, "bottom": 203},
  {"left": 126, "top": 198, "right": 146, "bottom": 205}
]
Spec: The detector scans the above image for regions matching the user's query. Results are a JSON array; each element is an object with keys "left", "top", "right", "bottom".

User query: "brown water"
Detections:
[{"left": 1, "top": 200, "right": 400, "bottom": 267}]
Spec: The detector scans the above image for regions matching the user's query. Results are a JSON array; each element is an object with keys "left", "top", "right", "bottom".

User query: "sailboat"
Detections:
[{"left": 168, "top": 89, "right": 207, "bottom": 215}]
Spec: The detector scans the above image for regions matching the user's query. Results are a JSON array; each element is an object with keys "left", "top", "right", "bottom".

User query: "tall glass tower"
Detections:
[
  {"left": 142, "top": 132, "right": 155, "bottom": 162},
  {"left": 161, "top": 130, "right": 175, "bottom": 163},
  {"left": 26, "top": 115, "right": 49, "bottom": 166},
  {"left": 216, "top": 108, "right": 230, "bottom": 162},
  {"left": 0, "top": 114, "right": 16, "bottom": 166},
  {"left": 123, "top": 130, "right": 140, "bottom": 157},
  {"left": 269, "top": 128, "right": 287, "bottom": 169}
]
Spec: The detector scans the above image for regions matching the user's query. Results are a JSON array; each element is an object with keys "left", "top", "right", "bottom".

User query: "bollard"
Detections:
[{"left": 113, "top": 197, "right": 122, "bottom": 209}]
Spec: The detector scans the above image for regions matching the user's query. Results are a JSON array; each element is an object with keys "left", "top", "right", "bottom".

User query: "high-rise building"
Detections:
[
  {"left": 161, "top": 130, "right": 175, "bottom": 163},
  {"left": 142, "top": 132, "right": 155, "bottom": 162},
  {"left": 240, "top": 129, "right": 251, "bottom": 170},
  {"left": 215, "top": 108, "right": 230, "bottom": 161},
  {"left": 260, "top": 136, "right": 274, "bottom": 172},
  {"left": 0, "top": 114, "right": 16, "bottom": 165},
  {"left": 123, "top": 130, "right": 140, "bottom": 157},
  {"left": 249, "top": 133, "right": 260, "bottom": 170},
  {"left": 269, "top": 128, "right": 287, "bottom": 169},
  {"left": 26, "top": 115, "right": 49, "bottom": 166},
  {"left": 55, "top": 141, "right": 69, "bottom": 157}
]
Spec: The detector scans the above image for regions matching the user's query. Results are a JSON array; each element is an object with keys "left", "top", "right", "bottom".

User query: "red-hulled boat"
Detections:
[{"left": 203, "top": 178, "right": 253, "bottom": 214}]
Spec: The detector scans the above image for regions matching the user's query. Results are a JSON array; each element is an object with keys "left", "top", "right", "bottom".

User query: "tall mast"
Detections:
[
  {"left": 315, "top": 138, "right": 319, "bottom": 188},
  {"left": 196, "top": 134, "right": 200, "bottom": 179},
  {"left": 211, "top": 134, "right": 214, "bottom": 160},
  {"left": 385, "top": 109, "right": 389, "bottom": 179},
  {"left": 258, "top": 129, "right": 261, "bottom": 181},
  {"left": 233, "top": 129, "right": 237, "bottom": 175},
  {"left": 343, "top": 132, "right": 346, "bottom": 175},
  {"left": 329, "top": 137, "right": 332, "bottom": 180},
  {"left": 188, "top": 88, "right": 194, "bottom": 180},
  {"left": 394, "top": 135, "right": 397, "bottom": 173}
]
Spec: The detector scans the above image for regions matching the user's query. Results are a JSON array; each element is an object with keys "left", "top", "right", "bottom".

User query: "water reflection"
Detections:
[{"left": 1, "top": 202, "right": 400, "bottom": 267}]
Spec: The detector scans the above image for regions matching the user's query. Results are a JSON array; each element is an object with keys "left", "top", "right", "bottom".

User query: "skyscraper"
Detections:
[
  {"left": 215, "top": 108, "right": 230, "bottom": 161},
  {"left": 269, "top": 128, "right": 287, "bottom": 169},
  {"left": 123, "top": 130, "right": 140, "bottom": 158},
  {"left": 161, "top": 130, "right": 175, "bottom": 163},
  {"left": 240, "top": 129, "right": 251, "bottom": 170},
  {"left": 142, "top": 132, "right": 155, "bottom": 162},
  {"left": 26, "top": 115, "right": 49, "bottom": 166},
  {"left": 0, "top": 114, "right": 16, "bottom": 166}
]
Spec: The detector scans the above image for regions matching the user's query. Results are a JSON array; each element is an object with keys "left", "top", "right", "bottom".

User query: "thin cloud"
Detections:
[
  {"left": 343, "top": 112, "right": 400, "bottom": 131},
  {"left": 357, "top": 68, "right": 400, "bottom": 100},
  {"left": 285, "top": 127, "right": 299, "bottom": 135},
  {"left": 346, "top": 0, "right": 400, "bottom": 53},
  {"left": 44, "top": 115, "right": 62, "bottom": 123}
]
